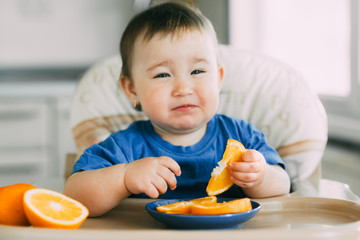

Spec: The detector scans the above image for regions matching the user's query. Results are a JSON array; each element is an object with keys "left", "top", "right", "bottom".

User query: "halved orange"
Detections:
[
  {"left": 206, "top": 139, "right": 247, "bottom": 196},
  {"left": 191, "top": 198, "right": 252, "bottom": 215},
  {"left": 23, "top": 188, "right": 89, "bottom": 229},
  {"left": 156, "top": 196, "right": 217, "bottom": 214}
]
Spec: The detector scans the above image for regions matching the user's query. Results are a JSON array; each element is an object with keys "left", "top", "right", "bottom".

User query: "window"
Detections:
[{"left": 230, "top": 0, "right": 360, "bottom": 143}]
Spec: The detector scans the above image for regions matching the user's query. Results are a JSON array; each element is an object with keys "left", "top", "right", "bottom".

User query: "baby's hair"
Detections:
[{"left": 120, "top": 2, "right": 218, "bottom": 80}]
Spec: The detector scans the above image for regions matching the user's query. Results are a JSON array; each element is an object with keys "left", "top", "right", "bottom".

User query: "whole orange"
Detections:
[{"left": 0, "top": 183, "right": 36, "bottom": 226}]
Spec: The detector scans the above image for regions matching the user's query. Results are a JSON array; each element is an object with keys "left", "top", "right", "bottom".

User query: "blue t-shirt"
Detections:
[{"left": 72, "top": 114, "right": 284, "bottom": 198}]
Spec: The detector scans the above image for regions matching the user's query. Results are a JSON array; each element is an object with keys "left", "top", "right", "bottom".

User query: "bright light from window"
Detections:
[{"left": 231, "top": 0, "right": 351, "bottom": 97}]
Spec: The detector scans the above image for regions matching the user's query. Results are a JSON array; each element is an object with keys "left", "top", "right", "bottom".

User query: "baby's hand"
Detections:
[
  {"left": 123, "top": 157, "right": 181, "bottom": 198},
  {"left": 229, "top": 150, "right": 266, "bottom": 189}
]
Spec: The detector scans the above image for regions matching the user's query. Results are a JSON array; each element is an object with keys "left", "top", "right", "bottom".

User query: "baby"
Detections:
[{"left": 64, "top": 2, "right": 290, "bottom": 217}]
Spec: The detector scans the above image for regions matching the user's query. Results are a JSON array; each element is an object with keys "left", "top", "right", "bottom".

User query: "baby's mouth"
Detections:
[{"left": 173, "top": 104, "right": 197, "bottom": 111}]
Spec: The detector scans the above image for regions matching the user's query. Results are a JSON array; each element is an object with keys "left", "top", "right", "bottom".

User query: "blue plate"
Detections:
[{"left": 145, "top": 198, "right": 261, "bottom": 229}]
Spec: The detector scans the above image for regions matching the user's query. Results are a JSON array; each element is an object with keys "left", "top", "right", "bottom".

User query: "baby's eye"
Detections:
[
  {"left": 154, "top": 73, "right": 170, "bottom": 78},
  {"left": 191, "top": 69, "right": 205, "bottom": 75}
]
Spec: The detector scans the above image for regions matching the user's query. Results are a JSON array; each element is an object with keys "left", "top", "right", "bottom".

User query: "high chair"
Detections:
[{"left": 65, "top": 45, "right": 328, "bottom": 190}]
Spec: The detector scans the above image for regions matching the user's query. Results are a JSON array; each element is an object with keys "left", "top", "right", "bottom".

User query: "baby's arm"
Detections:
[
  {"left": 229, "top": 150, "right": 290, "bottom": 198},
  {"left": 63, "top": 157, "right": 181, "bottom": 217}
]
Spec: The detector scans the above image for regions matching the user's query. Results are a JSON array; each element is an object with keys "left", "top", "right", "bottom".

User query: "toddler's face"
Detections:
[{"left": 128, "top": 29, "right": 223, "bottom": 135}]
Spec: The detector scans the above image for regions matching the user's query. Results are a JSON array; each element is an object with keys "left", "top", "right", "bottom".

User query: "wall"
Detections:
[
  {"left": 0, "top": 0, "right": 136, "bottom": 68},
  {"left": 198, "top": 0, "right": 229, "bottom": 44},
  {"left": 0, "top": 0, "right": 229, "bottom": 69}
]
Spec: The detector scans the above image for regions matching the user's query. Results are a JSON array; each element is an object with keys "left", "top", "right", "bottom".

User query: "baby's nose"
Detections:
[
  {"left": 173, "top": 79, "right": 194, "bottom": 97},
  {"left": 174, "top": 87, "right": 193, "bottom": 97}
]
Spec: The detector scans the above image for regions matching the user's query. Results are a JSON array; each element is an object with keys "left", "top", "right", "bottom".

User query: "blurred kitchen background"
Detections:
[{"left": 0, "top": 0, "right": 359, "bottom": 195}]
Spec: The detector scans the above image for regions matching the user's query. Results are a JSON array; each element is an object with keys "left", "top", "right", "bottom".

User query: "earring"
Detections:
[{"left": 133, "top": 99, "right": 138, "bottom": 108}]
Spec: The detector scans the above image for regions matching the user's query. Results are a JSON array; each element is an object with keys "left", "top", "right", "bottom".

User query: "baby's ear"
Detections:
[
  {"left": 218, "top": 66, "right": 224, "bottom": 89},
  {"left": 120, "top": 75, "right": 137, "bottom": 101}
]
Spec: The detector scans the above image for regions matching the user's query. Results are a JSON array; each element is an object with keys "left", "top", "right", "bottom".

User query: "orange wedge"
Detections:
[
  {"left": 23, "top": 188, "right": 89, "bottom": 229},
  {"left": 191, "top": 198, "right": 252, "bottom": 215},
  {"left": 156, "top": 196, "right": 217, "bottom": 214},
  {"left": 206, "top": 139, "right": 247, "bottom": 196}
]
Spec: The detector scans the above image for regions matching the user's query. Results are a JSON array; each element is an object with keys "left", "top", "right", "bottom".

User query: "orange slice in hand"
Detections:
[
  {"left": 23, "top": 188, "right": 89, "bottom": 229},
  {"left": 191, "top": 198, "right": 252, "bottom": 215},
  {"left": 206, "top": 139, "right": 247, "bottom": 196},
  {"left": 156, "top": 196, "right": 217, "bottom": 214}
]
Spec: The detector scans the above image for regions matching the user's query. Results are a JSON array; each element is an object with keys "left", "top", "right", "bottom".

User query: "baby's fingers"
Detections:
[
  {"left": 156, "top": 166, "right": 178, "bottom": 190},
  {"left": 231, "top": 171, "right": 258, "bottom": 183},
  {"left": 144, "top": 184, "right": 162, "bottom": 199},
  {"left": 230, "top": 173, "right": 258, "bottom": 188},
  {"left": 230, "top": 161, "right": 260, "bottom": 173},
  {"left": 242, "top": 150, "right": 263, "bottom": 162},
  {"left": 158, "top": 156, "right": 182, "bottom": 176}
]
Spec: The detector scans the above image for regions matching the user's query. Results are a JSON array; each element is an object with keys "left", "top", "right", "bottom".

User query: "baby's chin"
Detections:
[
  {"left": 151, "top": 112, "right": 212, "bottom": 133},
  {"left": 168, "top": 121, "right": 208, "bottom": 134}
]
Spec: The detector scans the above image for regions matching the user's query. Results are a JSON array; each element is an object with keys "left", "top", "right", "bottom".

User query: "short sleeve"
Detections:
[
  {"left": 71, "top": 136, "right": 127, "bottom": 174},
  {"left": 239, "top": 120, "right": 285, "bottom": 169}
]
